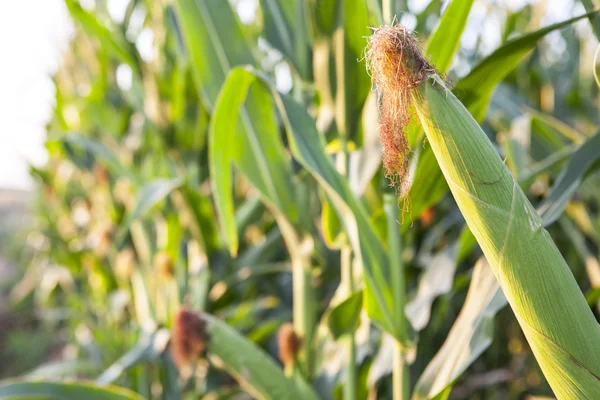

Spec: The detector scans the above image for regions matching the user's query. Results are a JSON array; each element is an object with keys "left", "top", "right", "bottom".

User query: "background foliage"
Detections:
[{"left": 1, "top": 0, "right": 599, "bottom": 399}]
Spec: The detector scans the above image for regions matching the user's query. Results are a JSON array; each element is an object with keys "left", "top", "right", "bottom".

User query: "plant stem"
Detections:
[
  {"left": 384, "top": 194, "right": 409, "bottom": 399},
  {"left": 341, "top": 245, "right": 357, "bottom": 400},
  {"left": 335, "top": 2, "right": 357, "bottom": 395},
  {"left": 292, "top": 254, "right": 315, "bottom": 378},
  {"left": 392, "top": 338, "right": 409, "bottom": 400},
  {"left": 382, "top": 0, "right": 394, "bottom": 24}
]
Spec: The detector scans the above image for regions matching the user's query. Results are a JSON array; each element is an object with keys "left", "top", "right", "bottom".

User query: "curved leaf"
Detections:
[
  {"left": 457, "top": 10, "right": 600, "bottom": 121},
  {"left": 261, "top": 0, "right": 311, "bottom": 79},
  {"left": 538, "top": 130, "right": 600, "bottom": 226},
  {"left": 0, "top": 381, "right": 143, "bottom": 400},
  {"left": 115, "top": 178, "right": 184, "bottom": 245},
  {"left": 202, "top": 313, "right": 319, "bottom": 400},
  {"left": 174, "top": 0, "right": 255, "bottom": 110},
  {"left": 64, "top": 0, "right": 137, "bottom": 68},
  {"left": 209, "top": 69, "right": 299, "bottom": 256},
  {"left": 425, "top": 0, "right": 475, "bottom": 73},
  {"left": 326, "top": 291, "right": 363, "bottom": 340},
  {"left": 213, "top": 67, "right": 406, "bottom": 342}
]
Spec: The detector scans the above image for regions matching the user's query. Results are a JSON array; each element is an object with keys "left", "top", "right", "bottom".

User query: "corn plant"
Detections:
[{"left": 1, "top": 0, "right": 599, "bottom": 399}]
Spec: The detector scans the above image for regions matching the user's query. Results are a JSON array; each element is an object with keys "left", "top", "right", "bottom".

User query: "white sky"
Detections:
[
  {"left": 0, "top": 0, "right": 587, "bottom": 190},
  {"left": 0, "top": 0, "right": 72, "bottom": 190}
]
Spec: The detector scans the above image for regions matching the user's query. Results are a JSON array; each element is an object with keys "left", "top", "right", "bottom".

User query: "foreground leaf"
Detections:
[
  {"left": 0, "top": 381, "right": 143, "bottom": 400},
  {"left": 202, "top": 313, "right": 319, "bottom": 400},
  {"left": 425, "top": 0, "right": 475, "bottom": 73}
]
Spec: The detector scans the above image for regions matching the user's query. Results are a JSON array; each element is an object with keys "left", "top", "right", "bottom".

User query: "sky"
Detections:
[
  {"left": 0, "top": 0, "right": 588, "bottom": 190},
  {"left": 0, "top": 1, "right": 73, "bottom": 190}
]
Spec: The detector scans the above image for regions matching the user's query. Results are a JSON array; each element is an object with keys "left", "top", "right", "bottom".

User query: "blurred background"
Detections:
[{"left": 0, "top": 0, "right": 598, "bottom": 399}]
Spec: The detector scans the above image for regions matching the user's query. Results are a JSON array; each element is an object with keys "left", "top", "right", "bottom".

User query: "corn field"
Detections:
[{"left": 1, "top": 0, "right": 600, "bottom": 399}]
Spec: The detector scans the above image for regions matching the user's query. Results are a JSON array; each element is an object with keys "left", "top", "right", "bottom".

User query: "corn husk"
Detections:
[
  {"left": 413, "top": 77, "right": 600, "bottom": 398},
  {"left": 367, "top": 24, "right": 600, "bottom": 398}
]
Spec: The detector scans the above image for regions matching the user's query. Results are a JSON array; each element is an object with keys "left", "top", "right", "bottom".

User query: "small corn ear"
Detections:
[{"left": 412, "top": 76, "right": 600, "bottom": 398}]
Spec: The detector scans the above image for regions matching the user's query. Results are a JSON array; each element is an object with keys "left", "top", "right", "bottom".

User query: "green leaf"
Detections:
[
  {"left": 64, "top": 0, "right": 136, "bottom": 68},
  {"left": 261, "top": 0, "right": 311, "bottom": 79},
  {"left": 412, "top": 259, "right": 507, "bottom": 400},
  {"left": 202, "top": 313, "right": 319, "bottom": 400},
  {"left": 115, "top": 178, "right": 185, "bottom": 245},
  {"left": 321, "top": 198, "right": 345, "bottom": 249},
  {"left": 60, "top": 134, "right": 135, "bottom": 182},
  {"left": 326, "top": 291, "right": 363, "bottom": 339},
  {"left": 174, "top": 0, "right": 255, "bottom": 110},
  {"left": 538, "top": 130, "right": 600, "bottom": 226},
  {"left": 210, "top": 69, "right": 299, "bottom": 256},
  {"left": 0, "top": 381, "right": 143, "bottom": 400},
  {"left": 335, "top": 0, "right": 372, "bottom": 139},
  {"left": 425, "top": 0, "right": 475, "bottom": 73},
  {"left": 97, "top": 329, "right": 171, "bottom": 385},
  {"left": 457, "top": 9, "right": 600, "bottom": 122},
  {"left": 215, "top": 67, "right": 403, "bottom": 342},
  {"left": 580, "top": 0, "right": 600, "bottom": 40},
  {"left": 177, "top": 0, "right": 300, "bottom": 256}
]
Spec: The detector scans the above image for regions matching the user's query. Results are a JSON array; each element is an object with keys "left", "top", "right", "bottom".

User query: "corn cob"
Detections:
[{"left": 367, "top": 25, "right": 600, "bottom": 398}]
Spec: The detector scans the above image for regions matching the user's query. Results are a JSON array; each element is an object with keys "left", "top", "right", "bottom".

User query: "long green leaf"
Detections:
[
  {"left": 214, "top": 67, "right": 408, "bottom": 342},
  {"left": 174, "top": 0, "right": 255, "bottom": 110},
  {"left": 64, "top": 0, "right": 137, "bottom": 68},
  {"left": 335, "top": 0, "right": 372, "bottom": 139},
  {"left": 176, "top": 0, "right": 299, "bottom": 255},
  {"left": 538, "top": 130, "right": 600, "bottom": 226},
  {"left": 457, "top": 10, "right": 600, "bottom": 121},
  {"left": 0, "top": 381, "right": 143, "bottom": 400},
  {"left": 209, "top": 70, "right": 299, "bottom": 256},
  {"left": 425, "top": 0, "right": 475, "bottom": 73},
  {"left": 115, "top": 178, "right": 184, "bottom": 245},
  {"left": 202, "top": 314, "right": 319, "bottom": 400},
  {"left": 261, "top": 0, "right": 311, "bottom": 79}
]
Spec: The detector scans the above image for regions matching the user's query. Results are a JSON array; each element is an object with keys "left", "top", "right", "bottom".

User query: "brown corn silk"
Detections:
[
  {"left": 276, "top": 322, "right": 302, "bottom": 367},
  {"left": 366, "top": 24, "right": 435, "bottom": 190},
  {"left": 171, "top": 308, "right": 209, "bottom": 366}
]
